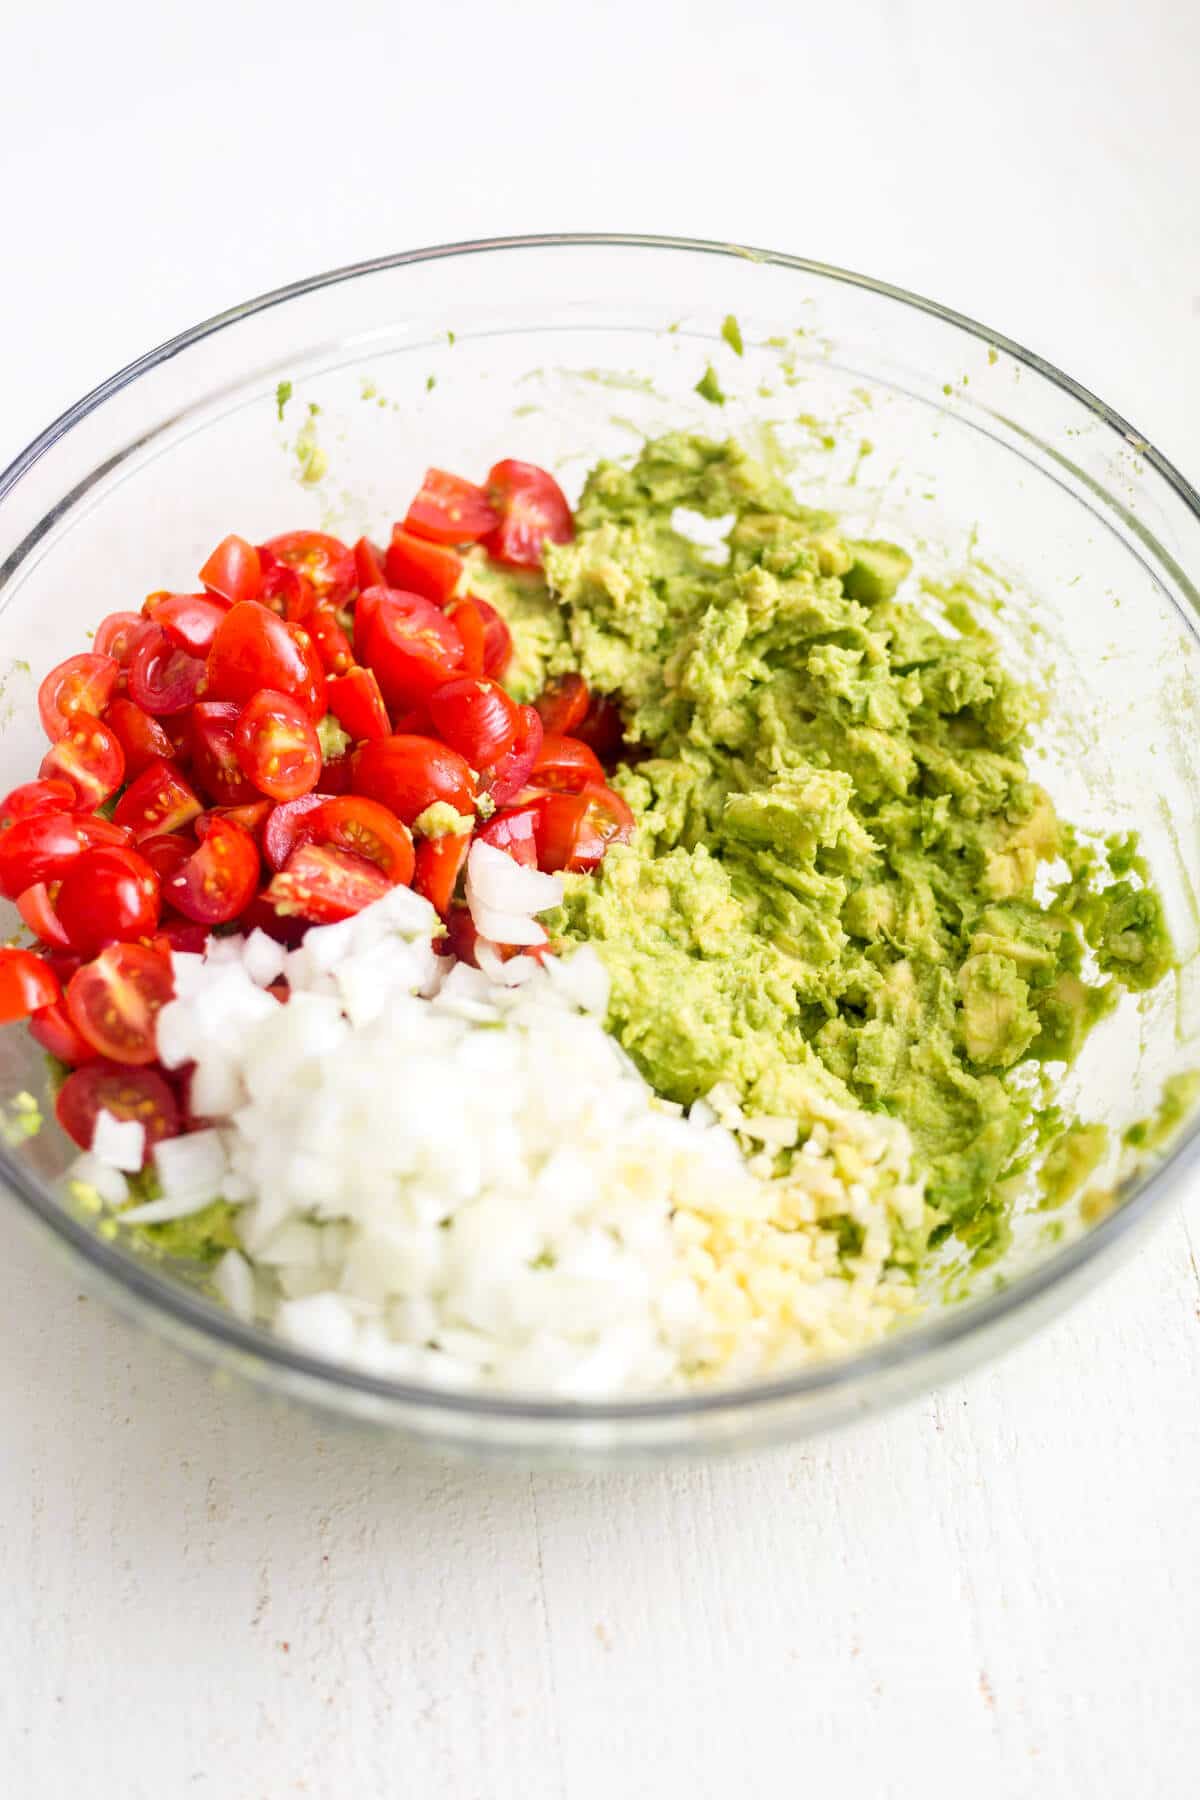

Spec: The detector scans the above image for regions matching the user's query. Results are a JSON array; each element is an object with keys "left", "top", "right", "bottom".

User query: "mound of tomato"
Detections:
[{"left": 0, "top": 455, "right": 632, "bottom": 1163}]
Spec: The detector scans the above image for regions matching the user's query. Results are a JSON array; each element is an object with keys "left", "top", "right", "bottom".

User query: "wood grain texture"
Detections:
[{"left": 2, "top": 2, "right": 1199, "bottom": 1794}]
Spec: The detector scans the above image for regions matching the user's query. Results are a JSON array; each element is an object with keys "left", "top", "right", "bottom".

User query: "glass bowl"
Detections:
[{"left": 3, "top": 234, "right": 1199, "bottom": 1464}]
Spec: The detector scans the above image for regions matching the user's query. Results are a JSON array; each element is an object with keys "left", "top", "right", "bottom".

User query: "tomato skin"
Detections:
[
  {"left": 482, "top": 460, "right": 573, "bottom": 568},
  {"left": 487, "top": 705, "right": 543, "bottom": 806},
  {"left": 472, "top": 598, "right": 514, "bottom": 680},
  {"left": 384, "top": 528, "right": 463, "bottom": 603},
  {"left": 138, "top": 833, "right": 194, "bottom": 884},
  {"left": 404, "top": 469, "right": 499, "bottom": 546},
  {"left": 56, "top": 847, "right": 161, "bottom": 957},
  {"left": 534, "top": 672, "right": 590, "bottom": 737},
  {"left": 103, "top": 697, "right": 177, "bottom": 777},
  {"left": 161, "top": 815, "right": 260, "bottom": 925},
  {"left": 152, "top": 917, "right": 211, "bottom": 955},
  {"left": 530, "top": 733, "right": 606, "bottom": 793},
  {"left": 128, "top": 625, "right": 207, "bottom": 717},
  {"left": 304, "top": 796, "right": 415, "bottom": 885},
  {"left": 205, "top": 799, "right": 271, "bottom": 836},
  {"left": 0, "top": 779, "right": 76, "bottom": 834},
  {"left": 17, "top": 882, "right": 73, "bottom": 949},
  {"left": 354, "top": 537, "right": 388, "bottom": 592},
  {"left": 574, "top": 692, "right": 625, "bottom": 763},
  {"left": 66, "top": 943, "right": 174, "bottom": 1065},
  {"left": 268, "top": 842, "right": 392, "bottom": 924},
  {"left": 38, "top": 653, "right": 120, "bottom": 743},
  {"left": 364, "top": 590, "right": 465, "bottom": 711},
  {"left": 40, "top": 718, "right": 126, "bottom": 810},
  {"left": 55, "top": 1059, "right": 179, "bottom": 1159},
  {"left": 187, "top": 701, "right": 261, "bottom": 807},
  {"left": 0, "top": 947, "right": 60, "bottom": 1023},
  {"left": 326, "top": 666, "right": 390, "bottom": 743},
  {"left": 262, "top": 793, "right": 330, "bottom": 871},
  {"left": 29, "top": 998, "right": 97, "bottom": 1067},
  {"left": 429, "top": 676, "right": 519, "bottom": 768},
  {"left": 233, "top": 689, "right": 322, "bottom": 802},
  {"left": 113, "top": 760, "right": 203, "bottom": 841},
  {"left": 206, "top": 602, "right": 327, "bottom": 720},
  {"left": 93, "top": 613, "right": 147, "bottom": 666},
  {"left": 199, "top": 534, "right": 262, "bottom": 605},
  {"left": 0, "top": 812, "right": 118, "bottom": 899},
  {"left": 260, "top": 532, "right": 355, "bottom": 607},
  {"left": 534, "top": 783, "right": 634, "bottom": 873},
  {"left": 477, "top": 801, "right": 542, "bottom": 868},
  {"left": 442, "top": 904, "right": 480, "bottom": 967},
  {"left": 413, "top": 831, "right": 471, "bottom": 914},
  {"left": 151, "top": 592, "right": 230, "bottom": 657},
  {"left": 351, "top": 734, "right": 476, "bottom": 825},
  {"left": 259, "top": 549, "right": 315, "bottom": 622},
  {"left": 446, "top": 598, "right": 485, "bottom": 677},
  {"left": 306, "top": 607, "right": 355, "bottom": 676}
]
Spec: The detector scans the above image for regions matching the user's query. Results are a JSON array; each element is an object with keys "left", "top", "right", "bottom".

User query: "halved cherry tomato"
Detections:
[
  {"left": 530, "top": 733, "right": 606, "bottom": 793},
  {"left": 55, "top": 1058, "right": 179, "bottom": 1157},
  {"left": 188, "top": 701, "right": 261, "bottom": 807},
  {"left": 205, "top": 799, "right": 271, "bottom": 836},
  {"left": 0, "top": 779, "right": 76, "bottom": 834},
  {"left": 306, "top": 607, "right": 354, "bottom": 676},
  {"left": 66, "top": 942, "right": 174, "bottom": 1065},
  {"left": 574, "top": 692, "right": 625, "bottom": 763},
  {"left": 442, "top": 904, "right": 479, "bottom": 967},
  {"left": 472, "top": 598, "right": 514, "bottom": 680},
  {"left": 41, "top": 718, "right": 125, "bottom": 809},
  {"left": 29, "top": 998, "right": 96, "bottom": 1067},
  {"left": 262, "top": 793, "right": 329, "bottom": 871},
  {"left": 404, "top": 469, "right": 499, "bottom": 546},
  {"left": 487, "top": 705, "right": 543, "bottom": 806},
  {"left": 234, "top": 689, "right": 322, "bottom": 802},
  {"left": 477, "top": 801, "right": 542, "bottom": 869},
  {"left": 353, "top": 584, "right": 387, "bottom": 660},
  {"left": 429, "top": 677, "right": 519, "bottom": 768},
  {"left": 206, "top": 602, "right": 327, "bottom": 721},
  {"left": 482, "top": 460, "right": 573, "bottom": 568},
  {"left": 534, "top": 672, "right": 590, "bottom": 737},
  {"left": 384, "top": 528, "right": 463, "bottom": 603},
  {"left": 199, "top": 534, "right": 262, "bottom": 605},
  {"left": 318, "top": 754, "right": 353, "bottom": 795},
  {"left": 56, "top": 847, "right": 160, "bottom": 957},
  {"left": 534, "top": 783, "right": 634, "bottom": 873},
  {"left": 128, "top": 625, "right": 207, "bottom": 716},
  {"left": 269, "top": 842, "right": 391, "bottom": 924},
  {"left": 0, "top": 947, "right": 60, "bottom": 1022},
  {"left": 103, "top": 697, "right": 177, "bottom": 777},
  {"left": 0, "top": 812, "right": 128, "bottom": 900},
  {"left": 138, "top": 833, "right": 195, "bottom": 884},
  {"left": 237, "top": 893, "right": 310, "bottom": 949},
  {"left": 38, "top": 653, "right": 120, "bottom": 743},
  {"left": 113, "top": 760, "right": 202, "bottom": 841},
  {"left": 413, "top": 831, "right": 471, "bottom": 914},
  {"left": 153, "top": 918, "right": 211, "bottom": 955},
  {"left": 161, "top": 815, "right": 260, "bottom": 925},
  {"left": 446, "top": 598, "right": 485, "bottom": 677},
  {"left": 259, "top": 549, "right": 315, "bottom": 622},
  {"left": 260, "top": 531, "right": 355, "bottom": 607},
  {"left": 94, "top": 613, "right": 147, "bottom": 666},
  {"left": 303, "top": 796, "right": 414, "bottom": 885},
  {"left": 151, "top": 592, "right": 230, "bottom": 658},
  {"left": 354, "top": 537, "right": 388, "bottom": 592},
  {"left": 17, "top": 882, "right": 72, "bottom": 949},
  {"left": 351, "top": 734, "right": 476, "bottom": 824},
  {"left": 364, "top": 591, "right": 465, "bottom": 710},
  {"left": 326, "top": 666, "right": 390, "bottom": 743}
]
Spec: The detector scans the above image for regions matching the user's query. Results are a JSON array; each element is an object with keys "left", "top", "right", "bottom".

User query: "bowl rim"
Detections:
[{"left": 3, "top": 230, "right": 1200, "bottom": 1426}]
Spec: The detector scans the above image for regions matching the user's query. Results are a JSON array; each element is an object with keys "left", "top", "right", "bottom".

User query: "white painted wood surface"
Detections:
[{"left": 3, "top": 3, "right": 1199, "bottom": 1793}]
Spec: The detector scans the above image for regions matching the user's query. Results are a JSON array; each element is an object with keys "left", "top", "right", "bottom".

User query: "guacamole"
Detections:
[{"left": 514, "top": 433, "right": 1175, "bottom": 1245}]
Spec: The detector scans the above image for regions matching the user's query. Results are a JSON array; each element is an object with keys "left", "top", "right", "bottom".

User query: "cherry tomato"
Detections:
[
  {"left": 403, "top": 469, "right": 499, "bottom": 546},
  {"left": 534, "top": 672, "right": 590, "bottom": 737},
  {"left": 0, "top": 947, "right": 60, "bottom": 1022},
  {"left": 268, "top": 842, "right": 392, "bottom": 924},
  {"left": 319, "top": 754, "right": 353, "bottom": 795},
  {"left": 353, "top": 584, "right": 387, "bottom": 659},
  {"left": 482, "top": 460, "right": 573, "bottom": 568},
  {"left": 17, "top": 882, "right": 72, "bottom": 949},
  {"left": 152, "top": 918, "right": 211, "bottom": 955},
  {"left": 94, "top": 613, "right": 148, "bottom": 666},
  {"left": 66, "top": 942, "right": 174, "bottom": 1064},
  {"left": 237, "top": 892, "right": 311, "bottom": 949},
  {"left": 55, "top": 1059, "right": 179, "bottom": 1158},
  {"left": 530, "top": 733, "right": 606, "bottom": 794},
  {"left": 29, "top": 998, "right": 97, "bottom": 1067},
  {"left": 260, "top": 531, "right": 355, "bottom": 607},
  {"left": 161, "top": 815, "right": 260, "bottom": 925},
  {"left": 446, "top": 598, "right": 485, "bottom": 677},
  {"left": 351, "top": 734, "right": 476, "bottom": 825},
  {"left": 38, "top": 653, "right": 120, "bottom": 742},
  {"left": 128, "top": 625, "right": 207, "bottom": 716},
  {"left": 205, "top": 799, "right": 271, "bottom": 836},
  {"left": 40, "top": 718, "right": 125, "bottom": 809},
  {"left": 429, "top": 677, "right": 519, "bottom": 768},
  {"left": 207, "top": 603, "right": 327, "bottom": 722},
  {"left": 574, "top": 692, "right": 626, "bottom": 763},
  {"left": 259, "top": 549, "right": 315, "bottom": 622},
  {"left": 413, "top": 831, "right": 471, "bottom": 914},
  {"left": 199, "top": 534, "right": 262, "bottom": 605},
  {"left": 138, "top": 833, "right": 195, "bottom": 884},
  {"left": 0, "top": 779, "right": 76, "bottom": 834},
  {"left": 487, "top": 705, "right": 543, "bottom": 806},
  {"left": 56, "top": 847, "right": 161, "bottom": 957},
  {"left": 364, "top": 591, "right": 465, "bottom": 711},
  {"left": 326, "top": 666, "right": 390, "bottom": 743},
  {"left": 113, "top": 760, "right": 202, "bottom": 841},
  {"left": 304, "top": 796, "right": 414, "bottom": 885},
  {"left": 262, "top": 793, "right": 330, "bottom": 871},
  {"left": 384, "top": 528, "right": 463, "bottom": 603},
  {"left": 307, "top": 607, "right": 355, "bottom": 676},
  {"left": 234, "top": 689, "right": 322, "bottom": 802},
  {"left": 188, "top": 701, "right": 261, "bottom": 807},
  {"left": 354, "top": 536, "right": 388, "bottom": 592},
  {"left": 477, "top": 801, "right": 542, "bottom": 869},
  {"left": 103, "top": 697, "right": 177, "bottom": 777},
  {"left": 0, "top": 812, "right": 127, "bottom": 899},
  {"left": 442, "top": 904, "right": 480, "bottom": 967},
  {"left": 535, "top": 783, "right": 634, "bottom": 873},
  {"left": 151, "top": 592, "right": 230, "bottom": 657}
]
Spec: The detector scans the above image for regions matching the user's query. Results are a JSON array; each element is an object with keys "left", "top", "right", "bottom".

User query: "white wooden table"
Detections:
[{"left": 3, "top": 4, "right": 1199, "bottom": 1794}]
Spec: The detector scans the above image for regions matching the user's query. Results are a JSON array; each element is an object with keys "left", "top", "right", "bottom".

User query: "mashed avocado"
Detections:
[{"left": 530, "top": 434, "right": 1173, "bottom": 1245}]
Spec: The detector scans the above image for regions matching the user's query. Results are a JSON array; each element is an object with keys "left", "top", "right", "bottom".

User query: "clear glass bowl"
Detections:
[{"left": 3, "top": 234, "right": 1199, "bottom": 1464}]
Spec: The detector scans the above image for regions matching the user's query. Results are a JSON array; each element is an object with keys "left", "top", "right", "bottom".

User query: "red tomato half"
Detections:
[
  {"left": 364, "top": 590, "right": 465, "bottom": 711},
  {"left": 0, "top": 812, "right": 127, "bottom": 899},
  {"left": 113, "top": 760, "right": 202, "bottom": 841},
  {"left": 429, "top": 677, "right": 519, "bottom": 768},
  {"left": 574, "top": 692, "right": 625, "bottom": 763},
  {"left": 472, "top": 598, "right": 514, "bottom": 681},
  {"left": 534, "top": 672, "right": 590, "bottom": 737},
  {"left": 205, "top": 799, "right": 271, "bottom": 836},
  {"left": 482, "top": 460, "right": 573, "bottom": 568},
  {"left": 384, "top": 528, "right": 463, "bottom": 604},
  {"left": 66, "top": 943, "right": 174, "bottom": 1064},
  {"left": 199, "top": 534, "right": 262, "bottom": 605},
  {"left": 56, "top": 847, "right": 161, "bottom": 957},
  {"left": 268, "top": 843, "right": 391, "bottom": 923},
  {"left": 351, "top": 734, "right": 476, "bottom": 825},
  {"left": 326, "top": 666, "right": 390, "bottom": 743},
  {"left": 477, "top": 801, "right": 542, "bottom": 869},
  {"left": 535, "top": 784, "right": 634, "bottom": 873},
  {"left": 128, "top": 625, "right": 207, "bottom": 717},
  {"left": 262, "top": 793, "right": 329, "bottom": 871},
  {"left": 55, "top": 1059, "right": 179, "bottom": 1158},
  {"left": 0, "top": 779, "right": 76, "bottom": 835},
  {"left": 161, "top": 815, "right": 260, "bottom": 925},
  {"left": 188, "top": 701, "right": 261, "bottom": 807},
  {"left": 138, "top": 833, "right": 195, "bottom": 884},
  {"left": 259, "top": 549, "right": 315, "bottom": 622},
  {"left": 206, "top": 602, "right": 327, "bottom": 721},
  {"left": 17, "top": 881, "right": 72, "bottom": 949},
  {"left": 103, "top": 697, "right": 177, "bottom": 777},
  {"left": 29, "top": 998, "right": 96, "bottom": 1067},
  {"left": 234, "top": 689, "right": 322, "bottom": 802},
  {"left": 93, "top": 613, "right": 147, "bottom": 666},
  {"left": 260, "top": 531, "right": 355, "bottom": 607},
  {"left": 353, "top": 537, "right": 388, "bottom": 592},
  {"left": 413, "top": 831, "right": 471, "bottom": 914},
  {"left": 530, "top": 733, "right": 605, "bottom": 793},
  {"left": 487, "top": 705, "right": 543, "bottom": 806},
  {"left": 41, "top": 718, "right": 125, "bottom": 810},
  {"left": 446, "top": 598, "right": 485, "bottom": 677},
  {"left": 151, "top": 592, "right": 230, "bottom": 657},
  {"left": 304, "top": 796, "right": 414, "bottom": 885},
  {"left": 404, "top": 469, "right": 499, "bottom": 546},
  {"left": 38, "top": 653, "right": 120, "bottom": 743},
  {"left": 0, "top": 947, "right": 60, "bottom": 1023},
  {"left": 306, "top": 607, "right": 355, "bottom": 676}
]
